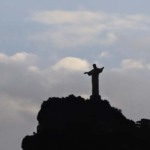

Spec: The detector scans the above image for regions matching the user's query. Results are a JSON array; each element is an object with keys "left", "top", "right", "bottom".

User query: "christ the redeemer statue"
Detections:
[{"left": 84, "top": 64, "right": 104, "bottom": 99}]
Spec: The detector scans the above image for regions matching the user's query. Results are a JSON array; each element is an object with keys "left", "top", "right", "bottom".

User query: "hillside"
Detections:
[{"left": 22, "top": 95, "right": 150, "bottom": 150}]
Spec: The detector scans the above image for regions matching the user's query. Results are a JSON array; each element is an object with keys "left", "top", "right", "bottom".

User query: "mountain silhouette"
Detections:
[{"left": 22, "top": 95, "right": 150, "bottom": 150}]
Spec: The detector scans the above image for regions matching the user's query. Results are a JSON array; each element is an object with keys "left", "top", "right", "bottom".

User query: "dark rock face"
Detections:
[{"left": 22, "top": 95, "right": 150, "bottom": 150}]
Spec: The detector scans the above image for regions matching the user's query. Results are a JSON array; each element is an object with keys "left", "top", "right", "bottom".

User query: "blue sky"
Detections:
[{"left": 1, "top": 1, "right": 150, "bottom": 150}]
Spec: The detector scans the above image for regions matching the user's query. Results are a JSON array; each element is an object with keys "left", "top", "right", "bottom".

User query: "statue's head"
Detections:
[{"left": 93, "top": 64, "right": 97, "bottom": 69}]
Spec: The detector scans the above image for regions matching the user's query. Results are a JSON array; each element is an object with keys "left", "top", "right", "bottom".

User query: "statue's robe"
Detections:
[{"left": 87, "top": 67, "right": 103, "bottom": 96}]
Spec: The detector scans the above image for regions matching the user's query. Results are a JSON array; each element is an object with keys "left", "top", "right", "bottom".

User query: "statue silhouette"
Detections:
[{"left": 84, "top": 64, "right": 104, "bottom": 99}]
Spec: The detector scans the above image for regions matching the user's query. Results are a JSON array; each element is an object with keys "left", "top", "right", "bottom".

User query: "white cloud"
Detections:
[
  {"left": 28, "top": 66, "right": 40, "bottom": 73},
  {"left": 98, "top": 32, "right": 117, "bottom": 45},
  {"left": 0, "top": 53, "right": 8, "bottom": 61},
  {"left": 31, "top": 10, "right": 150, "bottom": 28},
  {"left": 31, "top": 10, "right": 107, "bottom": 25},
  {"left": 30, "top": 28, "right": 118, "bottom": 48},
  {"left": 0, "top": 52, "right": 38, "bottom": 65},
  {"left": 100, "top": 51, "right": 111, "bottom": 58},
  {"left": 29, "top": 10, "right": 150, "bottom": 48},
  {"left": 121, "top": 59, "right": 144, "bottom": 70},
  {"left": 11, "top": 52, "right": 37, "bottom": 63},
  {"left": 52, "top": 57, "right": 90, "bottom": 72},
  {"left": 29, "top": 11, "right": 150, "bottom": 48},
  {"left": 30, "top": 26, "right": 116, "bottom": 48},
  {"left": 146, "top": 64, "right": 150, "bottom": 70},
  {"left": 0, "top": 95, "right": 38, "bottom": 119},
  {"left": 111, "top": 14, "right": 150, "bottom": 29}
]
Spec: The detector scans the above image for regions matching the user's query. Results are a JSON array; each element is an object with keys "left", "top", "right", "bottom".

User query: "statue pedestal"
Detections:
[{"left": 90, "top": 95, "right": 101, "bottom": 101}]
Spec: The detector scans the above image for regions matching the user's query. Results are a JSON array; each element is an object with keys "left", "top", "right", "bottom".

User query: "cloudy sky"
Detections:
[{"left": 1, "top": 0, "right": 150, "bottom": 149}]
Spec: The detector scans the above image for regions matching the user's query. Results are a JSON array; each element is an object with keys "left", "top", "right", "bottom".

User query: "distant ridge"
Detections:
[{"left": 22, "top": 95, "right": 150, "bottom": 150}]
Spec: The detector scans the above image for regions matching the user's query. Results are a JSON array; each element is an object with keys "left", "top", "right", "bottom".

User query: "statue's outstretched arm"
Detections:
[{"left": 84, "top": 71, "right": 92, "bottom": 76}]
